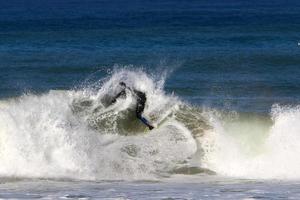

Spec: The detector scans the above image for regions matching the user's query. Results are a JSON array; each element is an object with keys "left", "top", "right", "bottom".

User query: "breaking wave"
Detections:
[
  {"left": 200, "top": 105, "right": 300, "bottom": 179},
  {"left": 1, "top": 68, "right": 300, "bottom": 180},
  {"left": 0, "top": 69, "right": 202, "bottom": 181}
]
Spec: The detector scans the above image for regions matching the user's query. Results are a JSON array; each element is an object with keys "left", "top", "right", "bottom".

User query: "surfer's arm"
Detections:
[{"left": 111, "top": 90, "right": 126, "bottom": 104}]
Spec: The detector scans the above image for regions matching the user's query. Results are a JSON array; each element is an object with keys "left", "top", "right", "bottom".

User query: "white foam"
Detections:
[
  {"left": 200, "top": 105, "right": 300, "bottom": 179},
  {"left": 0, "top": 69, "right": 197, "bottom": 180}
]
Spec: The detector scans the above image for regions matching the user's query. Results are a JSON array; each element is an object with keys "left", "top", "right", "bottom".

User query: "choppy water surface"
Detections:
[{"left": 1, "top": 178, "right": 300, "bottom": 199}]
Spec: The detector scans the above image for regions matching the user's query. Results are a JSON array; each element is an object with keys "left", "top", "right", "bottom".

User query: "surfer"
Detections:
[{"left": 111, "top": 82, "right": 154, "bottom": 130}]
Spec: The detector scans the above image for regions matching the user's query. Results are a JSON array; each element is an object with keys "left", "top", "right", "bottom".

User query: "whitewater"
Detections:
[{"left": 0, "top": 69, "right": 300, "bottom": 185}]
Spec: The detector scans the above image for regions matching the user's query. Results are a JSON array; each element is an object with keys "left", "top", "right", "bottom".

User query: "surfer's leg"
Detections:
[
  {"left": 137, "top": 114, "right": 154, "bottom": 130},
  {"left": 136, "top": 103, "right": 154, "bottom": 130}
]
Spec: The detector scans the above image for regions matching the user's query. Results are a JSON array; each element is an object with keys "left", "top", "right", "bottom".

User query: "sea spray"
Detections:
[
  {"left": 0, "top": 69, "right": 198, "bottom": 180},
  {"left": 4, "top": 69, "right": 300, "bottom": 181}
]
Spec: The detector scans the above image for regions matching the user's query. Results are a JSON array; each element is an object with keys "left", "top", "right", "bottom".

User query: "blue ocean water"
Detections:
[
  {"left": 1, "top": 0, "right": 300, "bottom": 112},
  {"left": 3, "top": 2, "right": 300, "bottom": 198}
]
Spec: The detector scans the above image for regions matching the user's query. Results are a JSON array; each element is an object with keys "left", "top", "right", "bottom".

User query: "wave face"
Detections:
[{"left": 1, "top": 69, "right": 300, "bottom": 180}]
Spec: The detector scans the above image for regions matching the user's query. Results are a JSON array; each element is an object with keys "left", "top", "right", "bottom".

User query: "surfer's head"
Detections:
[{"left": 119, "top": 82, "right": 126, "bottom": 88}]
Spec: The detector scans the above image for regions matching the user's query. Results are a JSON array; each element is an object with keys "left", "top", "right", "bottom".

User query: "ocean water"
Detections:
[{"left": 1, "top": 0, "right": 300, "bottom": 199}]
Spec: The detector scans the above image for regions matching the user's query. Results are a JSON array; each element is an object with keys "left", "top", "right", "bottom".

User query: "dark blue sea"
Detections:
[
  {"left": 1, "top": 1, "right": 300, "bottom": 199},
  {"left": 1, "top": 0, "right": 300, "bottom": 113}
]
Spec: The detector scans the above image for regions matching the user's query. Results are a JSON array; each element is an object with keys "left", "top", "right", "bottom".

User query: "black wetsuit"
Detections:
[
  {"left": 134, "top": 90, "right": 146, "bottom": 118},
  {"left": 111, "top": 89, "right": 126, "bottom": 104},
  {"left": 112, "top": 87, "right": 154, "bottom": 130}
]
